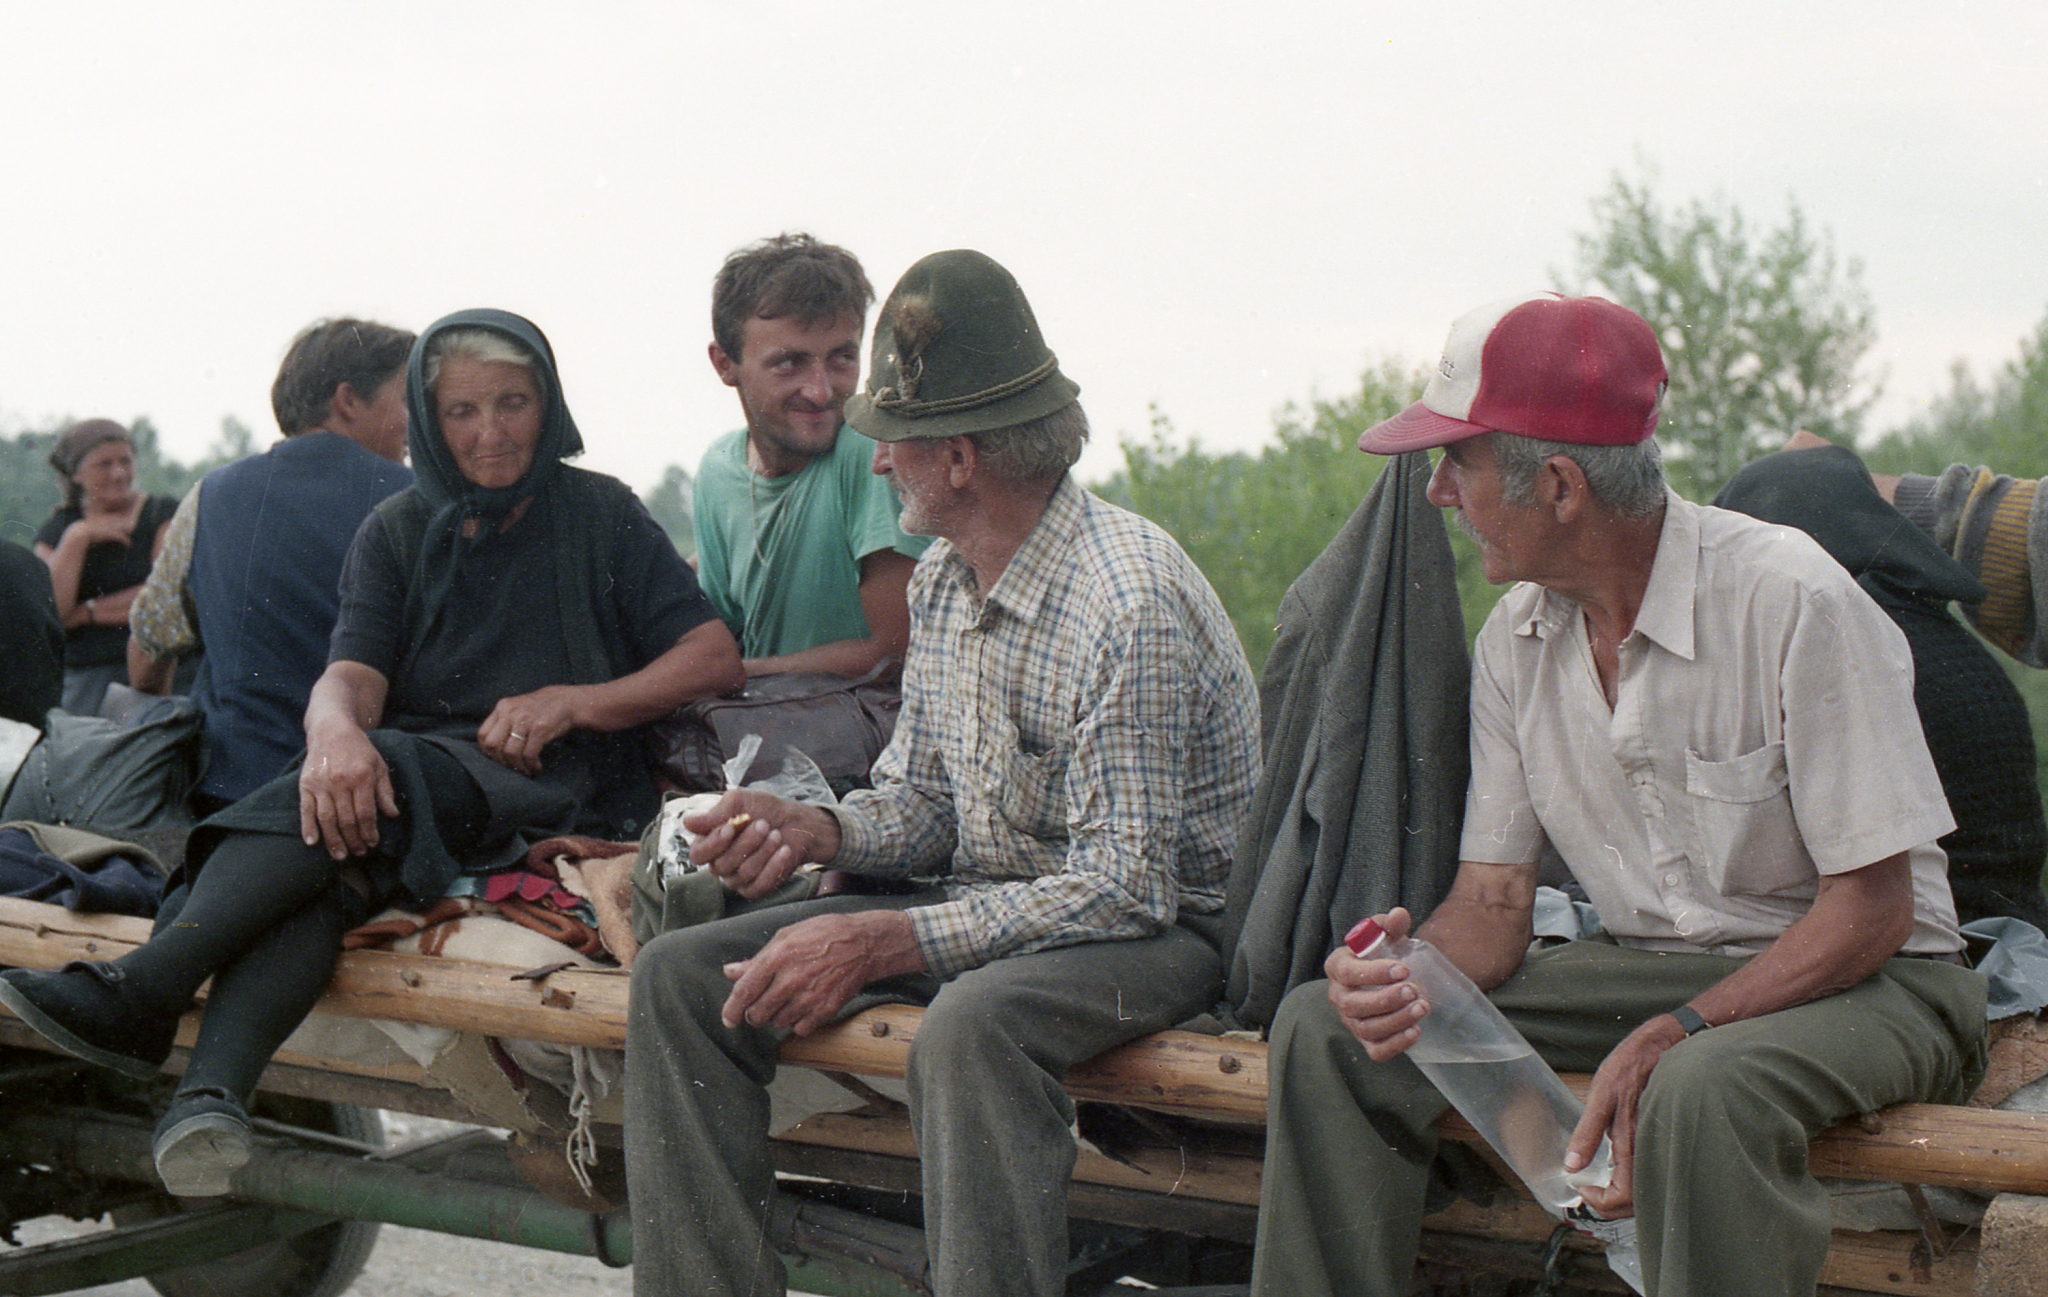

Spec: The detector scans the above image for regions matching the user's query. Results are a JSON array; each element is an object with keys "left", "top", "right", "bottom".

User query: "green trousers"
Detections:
[
  {"left": 623, "top": 891, "right": 1223, "bottom": 1297},
  {"left": 1251, "top": 940, "right": 1986, "bottom": 1297}
]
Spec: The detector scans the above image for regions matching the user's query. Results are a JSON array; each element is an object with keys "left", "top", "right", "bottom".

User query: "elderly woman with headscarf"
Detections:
[
  {"left": 32, "top": 419, "right": 178, "bottom": 714},
  {"left": 0, "top": 309, "right": 743, "bottom": 1196}
]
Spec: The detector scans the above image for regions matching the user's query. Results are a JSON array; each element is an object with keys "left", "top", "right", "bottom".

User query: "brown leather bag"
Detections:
[{"left": 643, "top": 668, "right": 901, "bottom": 796}]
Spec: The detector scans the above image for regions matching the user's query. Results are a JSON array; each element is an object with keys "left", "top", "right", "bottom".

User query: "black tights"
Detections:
[
  {"left": 128, "top": 743, "right": 490, "bottom": 1107},
  {"left": 130, "top": 833, "right": 375, "bottom": 1104}
]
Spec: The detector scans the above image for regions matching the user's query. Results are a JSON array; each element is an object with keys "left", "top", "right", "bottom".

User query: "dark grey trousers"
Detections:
[
  {"left": 1251, "top": 940, "right": 1986, "bottom": 1297},
  {"left": 624, "top": 890, "right": 1223, "bottom": 1297}
]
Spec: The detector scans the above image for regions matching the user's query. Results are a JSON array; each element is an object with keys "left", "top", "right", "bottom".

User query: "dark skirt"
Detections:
[{"left": 185, "top": 730, "right": 579, "bottom": 905}]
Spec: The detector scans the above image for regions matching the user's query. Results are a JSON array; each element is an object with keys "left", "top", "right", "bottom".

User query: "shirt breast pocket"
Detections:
[
  {"left": 998, "top": 740, "right": 1072, "bottom": 840},
  {"left": 1684, "top": 742, "right": 1810, "bottom": 897}
]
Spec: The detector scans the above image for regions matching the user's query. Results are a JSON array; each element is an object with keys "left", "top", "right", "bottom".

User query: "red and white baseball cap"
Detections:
[{"left": 1358, "top": 293, "right": 1667, "bottom": 455}]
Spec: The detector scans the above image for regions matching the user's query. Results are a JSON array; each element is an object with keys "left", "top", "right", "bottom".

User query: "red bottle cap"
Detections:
[{"left": 1344, "top": 917, "right": 1387, "bottom": 955}]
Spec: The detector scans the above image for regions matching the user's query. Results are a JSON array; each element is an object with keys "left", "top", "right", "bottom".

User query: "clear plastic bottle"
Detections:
[{"left": 1346, "top": 917, "right": 1645, "bottom": 1294}]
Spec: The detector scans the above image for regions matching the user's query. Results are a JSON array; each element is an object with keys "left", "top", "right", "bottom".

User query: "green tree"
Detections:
[
  {"left": 1864, "top": 307, "right": 2048, "bottom": 481},
  {"left": 125, "top": 417, "right": 173, "bottom": 493},
  {"left": 1102, "top": 361, "right": 1431, "bottom": 672},
  {"left": 1561, "top": 168, "right": 1879, "bottom": 499},
  {"left": 0, "top": 426, "right": 56, "bottom": 546},
  {"left": 641, "top": 463, "right": 695, "bottom": 559},
  {"left": 204, "top": 415, "right": 259, "bottom": 470}
]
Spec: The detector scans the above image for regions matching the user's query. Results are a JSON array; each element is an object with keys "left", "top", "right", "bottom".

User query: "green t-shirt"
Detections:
[{"left": 692, "top": 426, "right": 930, "bottom": 658}]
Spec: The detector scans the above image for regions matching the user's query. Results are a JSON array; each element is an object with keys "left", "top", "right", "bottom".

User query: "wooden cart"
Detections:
[{"left": 4, "top": 894, "right": 2047, "bottom": 1296}]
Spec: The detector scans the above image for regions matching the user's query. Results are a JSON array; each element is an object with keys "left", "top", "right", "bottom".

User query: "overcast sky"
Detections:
[{"left": 2, "top": 2, "right": 2042, "bottom": 502}]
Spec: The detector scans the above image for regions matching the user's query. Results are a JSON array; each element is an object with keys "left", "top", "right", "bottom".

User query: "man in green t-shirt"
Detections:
[{"left": 695, "top": 234, "right": 930, "bottom": 678}]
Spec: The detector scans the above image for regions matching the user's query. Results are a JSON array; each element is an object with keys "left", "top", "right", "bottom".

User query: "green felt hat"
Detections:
[{"left": 846, "top": 249, "right": 1081, "bottom": 442}]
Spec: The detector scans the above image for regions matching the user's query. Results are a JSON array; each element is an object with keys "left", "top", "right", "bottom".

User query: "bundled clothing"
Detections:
[
  {"left": 1218, "top": 451, "right": 1468, "bottom": 1030},
  {"left": 0, "top": 823, "right": 163, "bottom": 916},
  {"left": 1894, "top": 464, "right": 2046, "bottom": 665}
]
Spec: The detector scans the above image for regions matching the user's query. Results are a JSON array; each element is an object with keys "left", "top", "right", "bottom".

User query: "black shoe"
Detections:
[
  {"left": 0, "top": 962, "right": 177, "bottom": 1081},
  {"left": 153, "top": 1087, "right": 251, "bottom": 1198}
]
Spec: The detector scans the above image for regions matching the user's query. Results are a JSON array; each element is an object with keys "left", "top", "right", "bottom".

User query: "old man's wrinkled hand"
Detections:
[
  {"left": 719, "top": 909, "right": 926, "bottom": 1036},
  {"left": 684, "top": 791, "right": 841, "bottom": 900}
]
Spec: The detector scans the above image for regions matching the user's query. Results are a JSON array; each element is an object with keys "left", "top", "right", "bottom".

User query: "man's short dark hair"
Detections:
[
  {"left": 270, "top": 318, "right": 415, "bottom": 436},
  {"left": 711, "top": 234, "right": 873, "bottom": 362}
]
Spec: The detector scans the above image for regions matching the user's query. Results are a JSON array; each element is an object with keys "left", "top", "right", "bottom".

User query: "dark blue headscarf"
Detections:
[{"left": 405, "top": 308, "right": 584, "bottom": 519}]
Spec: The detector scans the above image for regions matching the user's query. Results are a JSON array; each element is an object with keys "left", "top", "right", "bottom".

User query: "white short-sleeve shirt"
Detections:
[{"left": 1462, "top": 491, "right": 1962, "bottom": 956}]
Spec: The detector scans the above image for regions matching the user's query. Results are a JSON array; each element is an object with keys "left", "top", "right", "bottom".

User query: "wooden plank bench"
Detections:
[{"left": 4, "top": 895, "right": 2045, "bottom": 1294}]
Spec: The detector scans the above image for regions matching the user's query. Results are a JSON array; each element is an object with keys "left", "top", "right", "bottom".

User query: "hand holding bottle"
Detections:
[
  {"left": 1323, "top": 906, "right": 1435, "bottom": 1061},
  {"left": 1339, "top": 907, "right": 1647, "bottom": 1294},
  {"left": 1567, "top": 1006, "right": 1691, "bottom": 1219}
]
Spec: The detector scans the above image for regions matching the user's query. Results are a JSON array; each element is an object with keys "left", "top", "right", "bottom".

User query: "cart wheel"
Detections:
[{"left": 113, "top": 1096, "right": 383, "bottom": 1297}]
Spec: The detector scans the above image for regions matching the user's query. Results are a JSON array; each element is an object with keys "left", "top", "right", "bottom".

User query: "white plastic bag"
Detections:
[{"left": 649, "top": 735, "right": 837, "bottom": 891}]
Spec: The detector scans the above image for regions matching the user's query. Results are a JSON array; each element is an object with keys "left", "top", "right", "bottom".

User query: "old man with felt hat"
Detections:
[
  {"left": 626, "top": 250, "right": 1261, "bottom": 1297},
  {"left": 1251, "top": 294, "right": 1986, "bottom": 1297}
]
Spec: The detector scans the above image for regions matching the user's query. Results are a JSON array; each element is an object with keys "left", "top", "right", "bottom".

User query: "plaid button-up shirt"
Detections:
[{"left": 833, "top": 477, "right": 1261, "bottom": 977}]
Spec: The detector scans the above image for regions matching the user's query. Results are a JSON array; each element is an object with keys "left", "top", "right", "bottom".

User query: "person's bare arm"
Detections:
[
  {"left": 1570, "top": 852, "right": 1917, "bottom": 1216},
  {"left": 127, "top": 637, "right": 175, "bottom": 694},
  {"left": 299, "top": 660, "right": 397, "bottom": 859},
  {"left": 37, "top": 506, "right": 165, "bottom": 628},
  {"left": 477, "top": 619, "right": 745, "bottom": 776},
  {"left": 35, "top": 519, "right": 120, "bottom": 624},
  {"left": 84, "top": 584, "right": 140, "bottom": 629},
  {"left": 740, "top": 548, "right": 917, "bottom": 678},
  {"left": 84, "top": 511, "right": 171, "bottom": 630}
]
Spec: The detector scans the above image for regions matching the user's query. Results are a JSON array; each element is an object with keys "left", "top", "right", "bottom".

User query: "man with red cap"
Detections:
[{"left": 1251, "top": 294, "right": 1986, "bottom": 1297}]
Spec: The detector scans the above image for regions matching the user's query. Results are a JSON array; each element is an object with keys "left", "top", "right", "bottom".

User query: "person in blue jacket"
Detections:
[{"left": 128, "top": 317, "right": 417, "bottom": 810}]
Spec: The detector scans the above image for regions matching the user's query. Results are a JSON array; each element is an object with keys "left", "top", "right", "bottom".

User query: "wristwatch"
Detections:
[{"left": 1669, "top": 1004, "right": 1711, "bottom": 1036}]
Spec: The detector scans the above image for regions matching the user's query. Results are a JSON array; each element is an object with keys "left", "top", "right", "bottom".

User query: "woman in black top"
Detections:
[
  {"left": 32, "top": 419, "right": 177, "bottom": 715},
  {"left": 0, "top": 310, "right": 743, "bottom": 1195}
]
